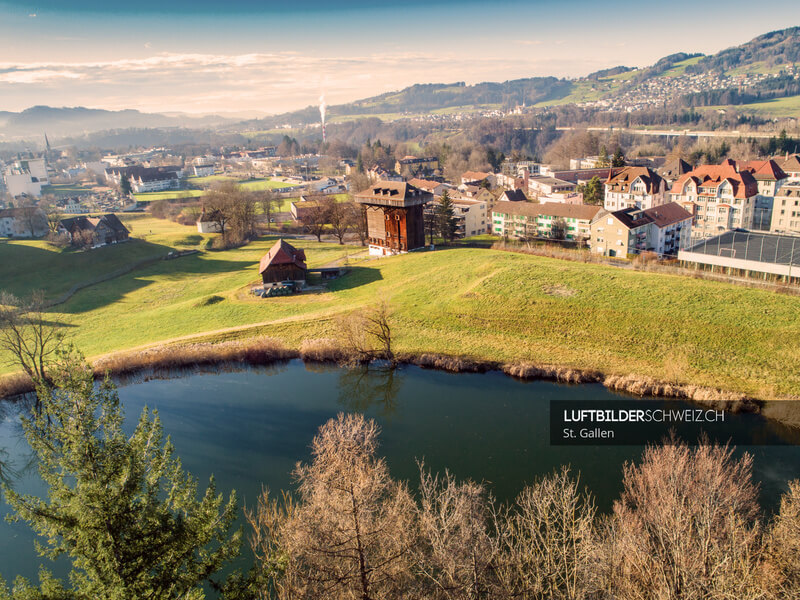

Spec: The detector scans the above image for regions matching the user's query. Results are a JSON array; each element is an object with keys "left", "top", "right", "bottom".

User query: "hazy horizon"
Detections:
[{"left": 0, "top": 0, "right": 797, "bottom": 115}]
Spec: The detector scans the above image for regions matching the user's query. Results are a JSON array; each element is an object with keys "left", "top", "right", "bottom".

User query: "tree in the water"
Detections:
[{"left": 0, "top": 349, "right": 242, "bottom": 599}]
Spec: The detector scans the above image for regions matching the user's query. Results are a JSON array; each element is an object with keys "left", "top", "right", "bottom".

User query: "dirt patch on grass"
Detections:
[{"left": 542, "top": 284, "right": 577, "bottom": 298}]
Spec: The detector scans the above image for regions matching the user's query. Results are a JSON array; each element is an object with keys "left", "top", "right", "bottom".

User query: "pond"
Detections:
[{"left": 1, "top": 360, "right": 799, "bottom": 585}]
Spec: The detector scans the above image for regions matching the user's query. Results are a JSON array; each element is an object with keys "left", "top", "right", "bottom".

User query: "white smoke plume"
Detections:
[{"left": 319, "top": 94, "right": 327, "bottom": 125}]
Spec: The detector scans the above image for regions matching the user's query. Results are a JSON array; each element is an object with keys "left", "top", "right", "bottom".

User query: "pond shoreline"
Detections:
[{"left": 0, "top": 336, "right": 779, "bottom": 420}]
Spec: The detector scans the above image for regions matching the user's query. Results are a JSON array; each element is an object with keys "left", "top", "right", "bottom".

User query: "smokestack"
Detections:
[{"left": 319, "top": 94, "right": 327, "bottom": 143}]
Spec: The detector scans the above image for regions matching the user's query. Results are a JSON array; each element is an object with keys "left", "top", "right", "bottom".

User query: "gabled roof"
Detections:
[
  {"left": 658, "top": 158, "right": 692, "bottom": 179},
  {"left": 59, "top": 214, "right": 129, "bottom": 235},
  {"left": 499, "top": 188, "right": 528, "bottom": 202},
  {"left": 259, "top": 239, "right": 307, "bottom": 274},
  {"left": 644, "top": 202, "right": 694, "bottom": 228},
  {"left": 408, "top": 178, "right": 442, "bottom": 191},
  {"left": 671, "top": 160, "right": 758, "bottom": 199},
  {"left": 741, "top": 159, "right": 787, "bottom": 182},
  {"left": 774, "top": 153, "right": 800, "bottom": 174},
  {"left": 493, "top": 200, "right": 602, "bottom": 221},
  {"left": 461, "top": 170, "right": 491, "bottom": 181},
  {"left": 538, "top": 202, "right": 603, "bottom": 221},
  {"left": 605, "top": 166, "right": 664, "bottom": 194},
  {"left": 605, "top": 202, "right": 692, "bottom": 230}
]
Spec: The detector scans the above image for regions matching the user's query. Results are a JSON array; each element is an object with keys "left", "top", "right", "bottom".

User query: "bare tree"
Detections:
[
  {"left": 0, "top": 291, "right": 62, "bottom": 390},
  {"left": 764, "top": 480, "right": 800, "bottom": 598},
  {"left": 348, "top": 201, "right": 368, "bottom": 246},
  {"left": 39, "top": 196, "right": 63, "bottom": 234},
  {"left": 498, "top": 467, "right": 599, "bottom": 600},
  {"left": 301, "top": 199, "right": 331, "bottom": 242},
  {"left": 273, "top": 413, "right": 418, "bottom": 599},
  {"left": 337, "top": 298, "right": 394, "bottom": 366},
  {"left": 328, "top": 199, "right": 355, "bottom": 245},
  {"left": 604, "top": 439, "right": 764, "bottom": 600},
  {"left": 416, "top": 464, "right": 505, "bottom": 599},
  {"left": 245, "top": 488, "right": 298, "bottom": 600},
  {"left": 259, "top": 190, "right": 276, "bottom": 232}
]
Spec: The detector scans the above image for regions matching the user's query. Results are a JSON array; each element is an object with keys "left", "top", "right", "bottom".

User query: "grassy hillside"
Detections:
[{"left": 1, "top": 226, "right": 797, "bottom": 398}]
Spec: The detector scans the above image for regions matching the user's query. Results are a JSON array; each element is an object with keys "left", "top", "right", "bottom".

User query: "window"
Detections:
[{"left": 607, "top": 218, "right": 613, "bottom": 225}]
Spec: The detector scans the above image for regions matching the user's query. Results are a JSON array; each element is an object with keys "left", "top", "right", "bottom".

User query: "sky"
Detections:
[{"left": 0, "top": 0, "right": 797, "bottom": 115}]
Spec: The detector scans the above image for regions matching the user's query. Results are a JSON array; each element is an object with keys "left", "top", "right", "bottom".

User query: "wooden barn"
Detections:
[
  {"left": 354, "top": 181, "right": 432, "bottom": 256},
  {"left": 259, "top": 239, "right": 307, "bottom": 285}
]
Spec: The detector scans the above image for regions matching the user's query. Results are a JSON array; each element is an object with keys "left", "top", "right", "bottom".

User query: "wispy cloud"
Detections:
[{"left": 0, "top": 51, "right": 615, "bottom": 113}]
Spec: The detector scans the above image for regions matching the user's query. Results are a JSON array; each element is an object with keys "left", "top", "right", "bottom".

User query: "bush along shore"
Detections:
[{"left": 0, "top": 337, "right": 770, "bottom": 418}]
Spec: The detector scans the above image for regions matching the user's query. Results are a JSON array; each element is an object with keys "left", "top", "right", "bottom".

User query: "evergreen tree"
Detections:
[
  {"left": 579, "top": 176, "right": 604, "bottom": 206},
  {"left": 596, "top": 146, "right": 610, "bottom": 168},
  {"left": 1, "top": 349, "right": 241, "bottom": 599},
  {"left": 119, "top": 176, "right": 132, "bottom": 197},
  {"left": 435, "top": 191, "right": 457, "bottom": 242},
  {"left": 612, "top": 147, "right": 626, "bottom": 167}
]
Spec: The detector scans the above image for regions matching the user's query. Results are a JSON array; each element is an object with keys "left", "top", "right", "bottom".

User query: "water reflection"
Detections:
[
  {"left": 0, "top": 394, "right": 38, "bottom": 498},
  {"left": 337, "top": 366, "right": 404, "bottom": 417}
]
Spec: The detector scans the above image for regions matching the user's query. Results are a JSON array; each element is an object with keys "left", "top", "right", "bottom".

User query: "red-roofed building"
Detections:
[
  {"left": 259, "top": 239, "right": 307, "bottom": 284},
  {"left": 670, "top": 160, "right": 759, "bottom": 239},
  {"left": 604, "top": 166, "right": 668, "bottom": 211}
]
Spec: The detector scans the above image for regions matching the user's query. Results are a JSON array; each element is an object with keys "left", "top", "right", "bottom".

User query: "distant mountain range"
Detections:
[
  {"left": 0, "top": 106, "right": 246, "bottom": 141},
  {"left": 2, "top": 26, "right": 798, "bottom": 142},
  {"left": 252, "top": 26, "right": 799, "bottom": 127}
]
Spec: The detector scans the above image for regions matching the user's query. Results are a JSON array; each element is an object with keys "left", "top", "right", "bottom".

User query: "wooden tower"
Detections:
[{"left": 355, "top": 181, "right": 432, "bottom": 255}]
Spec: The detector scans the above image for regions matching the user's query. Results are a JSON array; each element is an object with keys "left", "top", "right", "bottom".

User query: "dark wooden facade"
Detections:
[
  {"left": 356, "top": 182, "right": 431, "bottom": 254},
  {"left": 261, "top": 263, "right": 306, "bottom": 284}
]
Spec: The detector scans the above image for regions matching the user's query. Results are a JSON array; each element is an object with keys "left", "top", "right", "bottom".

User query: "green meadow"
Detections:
[{"left": 1, "top": 215, "right": 798, "bottom": 399}]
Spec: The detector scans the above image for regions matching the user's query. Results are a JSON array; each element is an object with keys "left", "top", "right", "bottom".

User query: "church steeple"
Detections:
[{"left": 44, "top": 133, "right": 51, "bottom": 152}]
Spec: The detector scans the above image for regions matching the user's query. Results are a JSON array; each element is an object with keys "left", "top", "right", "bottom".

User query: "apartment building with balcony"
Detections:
[
  {"left": 603, "top": 166, "right": 668, "bottom": 211},
  {"left": 491, "top": 201, "right": 602, "bottom": 242},
  {"left": 591, "top": 202, "right": 693, "bottom": 258},
  {"left": 669, "top": 159, "right": 758, "bottom": 240}
]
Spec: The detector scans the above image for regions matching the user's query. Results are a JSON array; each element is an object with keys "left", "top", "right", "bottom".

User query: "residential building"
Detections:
[
  {"left": 0, "top": 207, "right": 48, "bottom": 238},
  {"left": 657, "top": 158, "right": 692, "bottom": 186},
  {"left": 425, "top": 196, "right": 487, "bottom": 238},
  {"left": 670, "top": 159, "right": 758, "bottom": 240},
  {"left": 770, "top": 184, "right": 800, "bottom": 234},
  {"left": 460, "top": 171, "right": 494, "bottom": 186},
  {"left": 591, "top": 202, "right": 693, "bottom": 257},
  {"left": 57, "top": 214, "right": 130, "bottom": 247},
  {"left": 491, "top": 201, "right": 602, "bottom": 242},
  {"left": 394, "top": 156, "right": 438, "bottom": 176},
  {"left": 3, "top": 158, "right": 49, "bottom": 198},
  {"left": 539, "top": 191, "right": 584, "bottom": 204},
  {"left": 408, "top": 178, "right": 447, "bottom": 197},
  {"left": 604, "top": 167, "right": 668, "bottom": 211},
  {"left": 528, "top": 176, "right": 576, "bottom": 197},
  {"left": 775, "top": 153, "right": 800, "bottom": 181},
  {"left": 192, "top": 157, "right": 216, "bottom": 177},
  {"left": 740, "top": 159, "right": 787, "bottom": 230},
  {"left": 105, "top": 165, "right": 183, "bottom": 193},
  {"left": 497, "top": 189, "right": 528, "bottom": 203},
  {"left": 367, "top": 165, "right": 403, "bottom": 182},
  {"left": 196, "top": 209, "right": 222, "bottom": 233}
]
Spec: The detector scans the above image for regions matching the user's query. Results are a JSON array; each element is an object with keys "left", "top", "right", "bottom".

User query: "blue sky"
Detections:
[{"left": 0, "top": 1, "right": 797, "bottom": 114}]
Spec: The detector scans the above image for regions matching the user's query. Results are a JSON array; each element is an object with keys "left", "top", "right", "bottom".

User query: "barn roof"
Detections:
[{"left": 259, "top": 239, "right": 307, "bottom": 274}]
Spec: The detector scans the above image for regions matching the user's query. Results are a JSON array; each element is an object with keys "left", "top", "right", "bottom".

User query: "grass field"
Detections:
[
  {"left": 41, "top": 183, "right": 98, "bottom": 197},
  {"left": 1, "top": 224, "right": 798, "bottom": 398},
  {"left": 700, "top": 95, "right": 800, "bottom": 120},
  {"left": 133, "top": 190, "right": 205, "bottom": 202}
]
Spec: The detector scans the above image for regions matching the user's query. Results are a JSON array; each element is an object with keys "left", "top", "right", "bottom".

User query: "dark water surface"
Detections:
[{"left": 1, "top": 360, "right": 799, "bottom": 584}]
